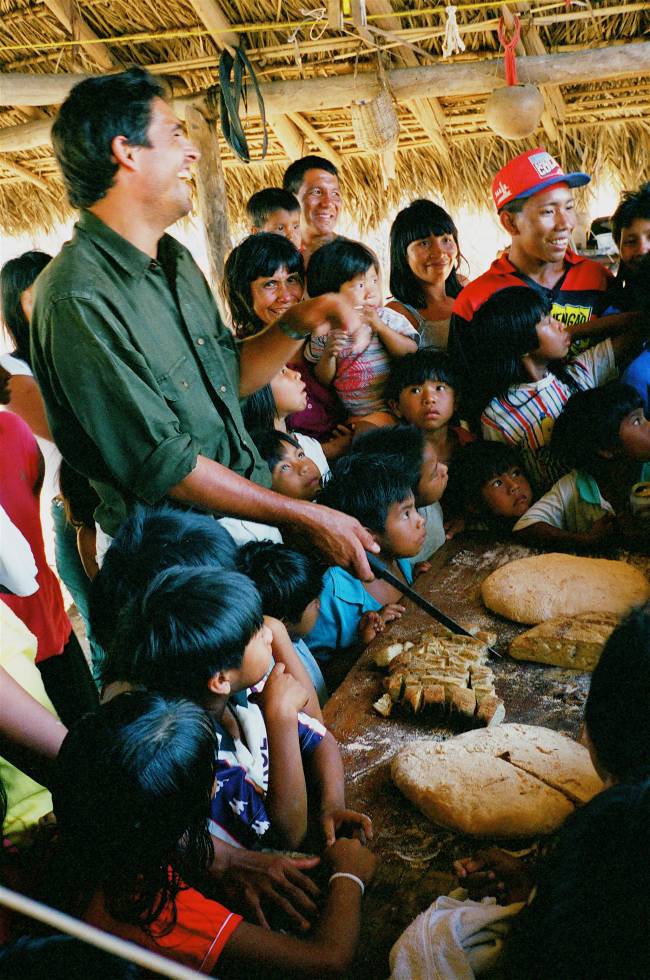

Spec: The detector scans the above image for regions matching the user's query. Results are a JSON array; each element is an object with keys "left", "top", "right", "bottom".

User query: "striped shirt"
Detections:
[{"left": 481, "top": 339, "right": 616, "bottom": 491}]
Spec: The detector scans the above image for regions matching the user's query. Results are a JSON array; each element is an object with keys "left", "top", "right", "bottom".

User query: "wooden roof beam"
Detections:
[
  {"left": 42, "top": 0, "right": 116, "bottom": 71},
  {"left": 269, "top": 115, "right": 305, "bottom": 161},
  {"left": 286, "top": 113, "right": 344, "bottom": 169},
  {"left": 187, "top": 0, "right": 238, "bottom": 53}
]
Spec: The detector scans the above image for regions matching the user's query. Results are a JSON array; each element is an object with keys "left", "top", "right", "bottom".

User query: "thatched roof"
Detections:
[{"left": 0, "top": 0, "right": 648, "bottom": 236}]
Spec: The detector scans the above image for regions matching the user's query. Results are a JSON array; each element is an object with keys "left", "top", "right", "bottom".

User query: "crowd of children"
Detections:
[{"left": 2, "top": 125, "right": 649, "bottom": 977}]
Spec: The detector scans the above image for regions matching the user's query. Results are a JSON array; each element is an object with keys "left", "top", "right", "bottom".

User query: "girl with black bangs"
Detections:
[{"left": 388, "top": 199, "right": 467, "bottom": 350}]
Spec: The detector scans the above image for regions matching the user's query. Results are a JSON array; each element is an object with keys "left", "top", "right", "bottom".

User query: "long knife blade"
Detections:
[{"left": 366, "top": 551, "right": 501, "bottom": 657}]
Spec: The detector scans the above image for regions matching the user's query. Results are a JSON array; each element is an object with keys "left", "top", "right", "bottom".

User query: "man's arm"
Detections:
[
  {"left": 170, "top": 456, "right": 376, "bottom": 580},
  {"left": 570, "top": 310, "right": 639, "bottom": 340}
]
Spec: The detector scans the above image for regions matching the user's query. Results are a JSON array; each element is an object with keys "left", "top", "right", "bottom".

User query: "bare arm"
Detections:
[
  {"left": 314, "top": 350, "right": 338, "bottom": 385},
  {"left": 0, "top": 666, "right": 67, "bottom": 786},
  {"left": 169, "top": 455, "right": 377, "bottom": 581},
  {"left": 570, "top": 310, "right": 639, "bottom": 340},
  {"left": 6, "top": 374, "right": 53, "bottom": 441},
  {"left": 369, "top": 310, "right": 418, "bottom": 357},
  {"left": 513, "top": 516, "right": 615, "bottom": 551},
  {"left": 309, "top": 731, "right": 373, "bottom": 846},
  {"left": 266, "top": 616, "right": 322, "bottom": 722}
]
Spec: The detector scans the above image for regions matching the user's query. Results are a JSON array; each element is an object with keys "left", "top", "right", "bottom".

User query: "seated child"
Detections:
[
  {"left": 106, "top": 564, "right": 370, "bottom": 853},
  {"left": 236, "top": 540, "right": 328, "bottom": 704},
  {"left": 447, "top": 441, "right": 535, "bottom": 531},
  {"left": 246, "top": 186, "right": 302, "bottom": 251},
  {"left": 243, "top": 363, "right": 329, "bottom": 477},
  {"left": 513, "top": 382, "right": 650, "bottom": 551},
  {"left": 305, "top": 454, "right": 426, "bottom": 660},
  {"left": 352, "top": 424, "right": 449, "bottom": 565},
  {"left": 455, "top": 602, "right": 650, "bottom": 980},
  {"left": 305, "top": 239, "right": 419, "bottom": 427},
  {"left": 456, "top": 286, "right": 644, "bottom": 492},
  {"left": 50, "top": 691, "right": 377, "bottom": 977},
  {"left": 252, "top": 430, "right": 323, "bottom": 501},
  {"left": 384, "top": 348, "right": 474, "bottom": 466}
]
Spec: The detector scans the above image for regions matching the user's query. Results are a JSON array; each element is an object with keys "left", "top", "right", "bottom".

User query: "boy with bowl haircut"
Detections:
[
  {"left": 252, "top": 429, "right": 323, "bottom": 501},
  {"left": 447, "top": 441, "right": 535, "bottom": 529},
  {"left": 513, "top": 381, "right": 650, "bottom": 551},
  {"left": 109, "top": 563, "right": 370, "bottom": 852},
  {"left": 237, "top": 540, "right": 328, "bottom": 704},
  {"left": 246, "top": 187, "right": 302, "bottom": 251},
  {"left": 305, "top": 455, "right": 426, "bottom": 659}
]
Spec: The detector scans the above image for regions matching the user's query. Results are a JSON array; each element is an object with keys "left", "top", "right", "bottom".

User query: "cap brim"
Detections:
[{"left": 515, "top": 172, "right": 591, "bottom": 201}]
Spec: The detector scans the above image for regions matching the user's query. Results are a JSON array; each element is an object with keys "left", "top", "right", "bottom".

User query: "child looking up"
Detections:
[
  {"left": 306, "top": 455, "right": 426, "bottom": 659},
  {"left": 447, "top": 441, "right": 535, "bottom": 530},
  {"left": 252, "top": 430, "right": 323, "bottom": 501},
  {"left": 305, "top": 239, "right": 419, "bottom": 428},
  {"left": 352, "top": 424, "right": 449, "bottom": 565},
  {"left": 385, "top": 348, "right": 473, "bottom": 465},
  {"left": 236, "top": 541, "right": 328, "bottom": 704},
  {"left": 106, "top": 564, "right": 370, "bottom": 853},
  {"left": 246, "top": 187, "right": 302, "bottom": 251},
  {"left": 513, "top": 382, "right": 650, "bottom": 551},
  {"left": 52, "top": 692, "right": 377, "bottom": 977},
  {"left": 457, "top": 286, "right": 644, "bottom": 491}
]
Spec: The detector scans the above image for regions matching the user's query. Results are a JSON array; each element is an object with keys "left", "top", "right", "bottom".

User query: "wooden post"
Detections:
[{"left": 184, "top": 103, "right": 232, "bottom": 314}]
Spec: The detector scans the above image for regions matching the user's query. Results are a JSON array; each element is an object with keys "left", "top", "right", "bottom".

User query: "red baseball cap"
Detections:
[{"left": 492, "top": 148, "right": 590, "bottom": 210}]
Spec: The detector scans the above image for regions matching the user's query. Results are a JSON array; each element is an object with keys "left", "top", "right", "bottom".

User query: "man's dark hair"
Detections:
[
  {"left": 246, "top": 187, "right": 300, "bottom": 228},
  {"left": 251, "top": 429, "right": 301, "bottom": 473},
  {"left": 51, "top": 68, "right": 166, "bottom": 208},
  {"left": 283, "top": 155, "right": 339, "bottom": 195},
  {"left": 384, "top": 348, "right": 461, "bottom": 408},
  {"left": 550, "top": 382, "right": 643, "bottom": 472},
  {"left": 223, "top": 232, "right": 304, "bottom": 336},
  {"left": 236, "top": 541, "right": 325, "bottom": 624},
  {"left": 611, "top": 181, "right": 650, "bottom": 247},
  {"left": 446, "top": 440, "right": 526, "bottom": 515},
  {"left": 317, "top": 453, "right": 412, "bottom": 532},
  {"left": 106, "top": 565, "right": 264, "bottom": 700},
  {"left": 306, "top": 239, "right": 377, "bottom": 297},
  {"left": 498, "top": 197, "right": 526, "bottom": 217},
  {"left": 0, "top": 250, "right": 52, "bottom": 366},
  {"left": 352, "top": 425, "right": 425, "bottom": 495},
  {"left": 389, "top": 199, "right": 463, "bottom": 308},
  {"left": 89, "top": 504, "right": 237, "bottom": 651}
]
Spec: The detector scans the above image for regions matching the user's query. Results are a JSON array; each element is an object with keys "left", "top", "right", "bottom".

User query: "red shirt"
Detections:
[{"left": 0, "top": 411, "right": 71, "bottom": 661}]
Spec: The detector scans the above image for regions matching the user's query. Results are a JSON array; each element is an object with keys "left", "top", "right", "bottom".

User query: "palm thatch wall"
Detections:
[{"left": 0, "top": 0, "right": 648, "bottom": 237}]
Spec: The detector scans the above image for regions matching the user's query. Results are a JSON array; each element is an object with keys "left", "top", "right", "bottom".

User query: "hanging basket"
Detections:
[{"left": 351, "top": 79, "right": 400, "bottom": 153}]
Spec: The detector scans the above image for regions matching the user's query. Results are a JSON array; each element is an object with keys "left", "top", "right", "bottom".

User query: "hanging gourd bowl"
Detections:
[{"left": 485, "top": 84, "right": 544, "bottom": 140}]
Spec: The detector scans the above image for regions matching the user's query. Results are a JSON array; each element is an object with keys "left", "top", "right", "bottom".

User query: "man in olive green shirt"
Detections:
[{"left": 31, "top": 68, "right": 376, "bottom": 579}]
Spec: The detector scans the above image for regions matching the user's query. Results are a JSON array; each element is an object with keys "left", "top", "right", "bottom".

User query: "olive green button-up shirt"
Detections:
[{"left": 31, "top": 210, "right": 271, "bottom": 536}]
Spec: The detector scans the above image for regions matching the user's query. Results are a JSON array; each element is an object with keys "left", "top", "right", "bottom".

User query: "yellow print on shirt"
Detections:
[{"left": 551, "top": 301, "right": 592, "bottom": 327}]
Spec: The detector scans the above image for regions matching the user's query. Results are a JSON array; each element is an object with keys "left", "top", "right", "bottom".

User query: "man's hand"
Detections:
[
  {"left": 453, "top": 847, "right": 533, "bottom": 905},
  {"left": 302, "top": 293, "right": 362, "bottom": 339},
  {"left": 322, "top": 423, "right": 355, "bottom": 461},
  {"left": 220, "top": 851, "right": 321, "bottom": 931},
  {"left": 320, "top": 806, "right": 373, "bottom": 847},
  {"left": 290, "top": 503, "right": 379, "bottom": 581}
]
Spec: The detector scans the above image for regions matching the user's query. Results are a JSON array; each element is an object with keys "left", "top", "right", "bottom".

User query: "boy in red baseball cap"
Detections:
[{"left": 450, "top": 148, "right": 635, "bottom": 367}]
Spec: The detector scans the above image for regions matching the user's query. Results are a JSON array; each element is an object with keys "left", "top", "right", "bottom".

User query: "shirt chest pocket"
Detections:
[{"left": 156, "top": 355, "right": 193, "bottom": 402}]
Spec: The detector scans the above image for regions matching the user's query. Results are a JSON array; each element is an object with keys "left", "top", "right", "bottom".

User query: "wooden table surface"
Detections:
[{"left": 322, "top": 535, "right": 650, "bottom": 980}]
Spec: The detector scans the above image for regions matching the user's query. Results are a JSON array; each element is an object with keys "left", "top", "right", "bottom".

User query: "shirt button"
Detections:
[
  {"left": 220, "top": 385, "right": 227, "bottom": 393},
  {"left": 181, "top": 380, "right": 189, "bottom": 389},
  {"left": 196, "top": 337, "right": 205, "bottom": 346},
  {"left": 149, "top": 261, "right": 157, "bottom": 271}
]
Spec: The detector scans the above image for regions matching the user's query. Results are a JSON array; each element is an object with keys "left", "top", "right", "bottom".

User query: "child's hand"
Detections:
[
  {"left": 358, "top": 604, "right": 405, "bottom": 645},
  {"left": 320, "top": 807, "right": 373, "bottom": 847},
  {"left": 325, "top": 837, "right": 378, "bottom": 887},
  {"left": 413, "top": 560, "right": 431, "bottom": 578},
  {"left": 324, "top": 328, "right": 349, "bottom": 358},
  {"left": 258, "top": 663, "right": 309, "bottom": 720},
  {"left": 322, "top": 423, "right": 355, "bottom": 460},
  {"left": 360, "top": 305, "right": 383, "bottom": 334},
  {"left": 453, "top": 847, "right": 533, "bottom": 904},
  {"left": 444, "top": 515, "right": 465, "bottom": 540}
]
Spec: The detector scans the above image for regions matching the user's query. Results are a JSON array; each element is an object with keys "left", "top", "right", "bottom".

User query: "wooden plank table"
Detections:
[{"left": 322, "top": 535, "right": 650, "bottom": 980}]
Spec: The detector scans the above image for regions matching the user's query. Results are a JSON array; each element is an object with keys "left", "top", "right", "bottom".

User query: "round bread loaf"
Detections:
[
  {"left": 391, "top": 724, "right": 603, "bottom": 837},
  {"left": 481, "top": 553, "right": 650, "bottom": 624}
]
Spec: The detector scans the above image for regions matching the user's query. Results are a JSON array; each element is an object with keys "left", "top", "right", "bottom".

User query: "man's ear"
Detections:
[
  {"left": 110, "top": 135, "right": 141, "bottom": 172},
  {"left": 207, "top": 671, "right": 232, "bottom": 696},
  {"left": 500, "top": 210, "right": 518, "bottom": 237}
]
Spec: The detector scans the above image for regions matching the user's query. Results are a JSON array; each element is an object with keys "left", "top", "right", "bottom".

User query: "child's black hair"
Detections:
[
  {"left": 223, "top": 232, "right": 304, "bottom": 336},
  {"left": 243, "top": 383, "right": 278, "bottom": 431},
  {"left": 246, "top": 187, "right": 300, "bottom": 229},
  {"left": 389, "top": 199, "right": 464, "bottom": 308},
  {"left": 550, "top": 382, "right": 643, "bottom": 472},
  {"left": 317, "top": 453, "right": 413, "bottom": 532},
  {"left": 106, "top": 565, "right": 264, "bottom": 701},
  {"left": 611, "top": 181, "right": 650, "bottom": 248},
  {"left": 306, "top": 239, "right": 377, "bottom": 298},
  {"left": 0, "top": 250, "right": 52, "bottom": 367},
  {"left": 384, "top": 348, "right": 461, "bottom": 409},
  {"left": 584, "top": 601, "right": 650, "bottom": 784},
  {"left": 51, "top": 691, "right": 216, "bottom": 932},
  {"left": 283, "top": 155, "right": 338, "bottom": 195},
  {"left": 351, "top": 424, "right": 425, "bottom": 495},
  {"left": 447, "top": 440, "right": 528, "bottom": 515},
  {"left": 251, "top": 429, "right": 301, "bottom": 473},
  {"left": 89, "top": 504, "right": 237, "bottom": 650},
  {"left": 236, "top": 541, "right": 325, "bottom": 625}
]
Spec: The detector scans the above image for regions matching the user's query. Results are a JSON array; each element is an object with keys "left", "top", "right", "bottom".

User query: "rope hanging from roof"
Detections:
[
  {"left": 442, "top": 6, "right": 466, "bottom": 59},
  {"left": 484, "top": 14, "right": 544, "bottom": 141}
]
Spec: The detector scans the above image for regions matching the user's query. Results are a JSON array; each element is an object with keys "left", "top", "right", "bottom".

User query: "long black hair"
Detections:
[
  {"left": 0, "top": 250, "right": 52, "bottom": 366},
  {"left": 389, "top": 199, "right": 464, "bottom": 308},
  {"left": 51, "top": 692, "right": 216, "bottom": 934},
  {"left": 223, "top": 233, "right": 304, "bottom": 338}
]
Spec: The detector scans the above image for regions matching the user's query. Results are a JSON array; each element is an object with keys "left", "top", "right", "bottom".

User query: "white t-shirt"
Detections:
[
  {"left": 0, "top": 503, "right": 38, "bottom": 596},
  {"left": 294, "top": 432, "right": 329, "bottom": 477}
]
